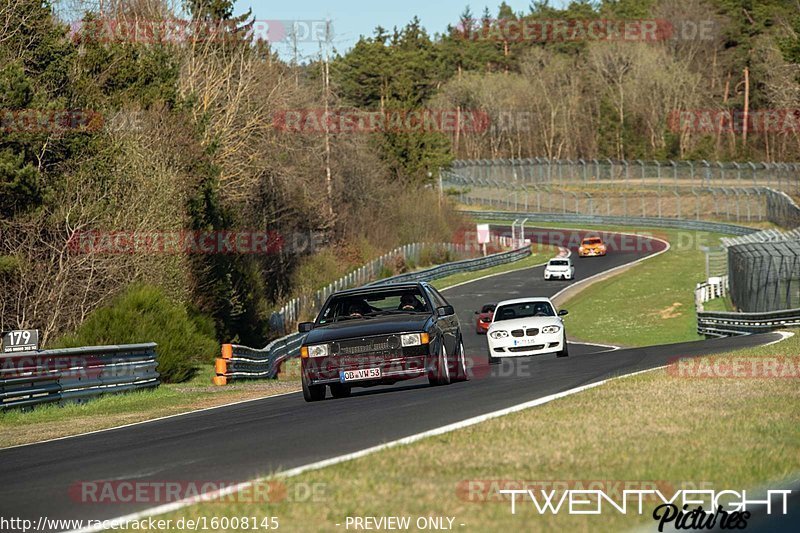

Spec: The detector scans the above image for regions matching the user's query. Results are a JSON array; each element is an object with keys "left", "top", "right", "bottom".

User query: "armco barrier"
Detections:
[
  {"left": 365, "top": 246, "right": 531, "bottom": 286},
  {"left": 214, "top": 333, "right": 304, "bottom": 385},
  {"left": 473, "top": 210, "right": 800, "bottom": 337},
  {"left": 0, "top": 343, "right": 159, "bottom": 409},
  {"left": 697, "top": 309, "right": 800, "bottom": 337},
  {"left": 278, "top": 243, "right": 470, "bottom": 328},
  {"left": 215, "top": 246, "right": 532, "bottom": 384},
  {"left": 460, "top": 210, "right": 757, "bottom": 235},
  {"left": 695, "top": 275, "right": 729, "bottom": 312}
]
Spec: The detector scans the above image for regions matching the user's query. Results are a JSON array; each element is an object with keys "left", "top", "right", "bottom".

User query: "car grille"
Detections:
[
  {"left": 508, "top": 345, "right": 544, "bottom": 352},
  {"left": 511, "top": 328, "right": 539, "bottom": 337},
  {"left": 331, "top": 335, "right": 402, "bottom": 356}
]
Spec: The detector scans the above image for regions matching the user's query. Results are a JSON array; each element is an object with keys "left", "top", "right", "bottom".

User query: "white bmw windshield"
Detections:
[{"left": 494, "top": 302, "right": 555, "bottom": 321}]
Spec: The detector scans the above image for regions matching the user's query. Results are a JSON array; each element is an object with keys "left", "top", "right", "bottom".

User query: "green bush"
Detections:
[
  {"left": 418, "top": 244, "right": 452, "bottom": 267},
  {"left": 54, "top": 285, "right": 218, "bottom": 383}
]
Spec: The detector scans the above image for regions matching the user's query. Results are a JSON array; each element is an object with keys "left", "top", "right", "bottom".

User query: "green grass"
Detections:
[
  {"left": 704, "top": 296, "right": 735, "bottom": 312},
  {"left": 560, "top": 227, "right": 727, "bottom": 347},
  {"left": 0, "top": 244, "right": 549, "bottom": 446},
  {"left": 0, "top": 366, "right": 298, "bottom": 448},
  {"left": 431, "top": 246, "right": 558, "bottom": 290},
  {"left": 467, "top": 216, "right": 728, "bottom": 347},
  {"left": 142, "top": 332, "right": 800, "bottom": 532}
]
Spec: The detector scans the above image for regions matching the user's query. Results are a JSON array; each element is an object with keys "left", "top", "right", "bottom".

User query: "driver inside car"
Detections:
[
  {"left": 398, "top": 293, "right": 427, "bottom": 312},
  {"left": 346, "top": 300, "right": 370, "bottom": 317}
]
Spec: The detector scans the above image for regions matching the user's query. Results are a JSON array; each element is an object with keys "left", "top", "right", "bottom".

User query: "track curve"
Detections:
[{"left": 0, "top": 227, "right": 781, "bottom": 530}]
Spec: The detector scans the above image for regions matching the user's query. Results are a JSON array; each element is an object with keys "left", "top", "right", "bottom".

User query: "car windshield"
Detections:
[
  {"left": 494, "top": 301, "right": 555, "bottom": 321},
  {"left": 583, "top": 238, "right": 602, "bottom": 245},
  {"left": 480, "top": 304, "right": 496, "bottom": 313},
  {"left": 318, "top": 287, "right": 430, "bottom": 324},
  {"left": 549, "top": 260, "right": 569, "bottom": 266}
]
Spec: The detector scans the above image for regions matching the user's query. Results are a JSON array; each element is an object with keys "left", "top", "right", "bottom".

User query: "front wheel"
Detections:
[
  {"left": 428, "top": 342, "right": 451, "bottom": 386},
  {"left": 302, "top": 373, "right": 326, "bottom": 402},
  {"left": 452, "top": 341, "right": 469, "bottom": 382},
  {"left": 556, "top": 335, "right": 569, "bottom": 357}
]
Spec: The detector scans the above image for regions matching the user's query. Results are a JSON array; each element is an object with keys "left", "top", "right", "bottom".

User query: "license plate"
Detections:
[
  {"left": 340, "top": 368, "right": 381, "bottom": 382},
  {"left": 513, "top": 338, "right": 538, "bottom": 346}
]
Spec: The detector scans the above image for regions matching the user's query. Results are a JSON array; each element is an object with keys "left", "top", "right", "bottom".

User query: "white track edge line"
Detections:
[
  {"left": 0, "top": 389, "right": 300, "bottom": 452},
  {"left": 0, "top": 231, "right": 639, "bottom": 452},
  {"left": 65, "top": 328, "right": 794, "bottom": 533}
]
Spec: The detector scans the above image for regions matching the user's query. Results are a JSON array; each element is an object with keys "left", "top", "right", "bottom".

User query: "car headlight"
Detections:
[
  {"left": 541, "top": 325, "right": 561, "bottom": 334},
  {"left": 401, "top": 333, "right": 429, "bottom": 347},
  {"left": 307, "top": 344, "right": 329, "bottom": 358},
  {"left": 579, "top": 246, "right": 585, "bottom": 252},
  {"left": 489, "top": 330, "right": 509, "bottom": 339},
  {"left": 599, "top": 245, "right": 606, "bottom": 250}
]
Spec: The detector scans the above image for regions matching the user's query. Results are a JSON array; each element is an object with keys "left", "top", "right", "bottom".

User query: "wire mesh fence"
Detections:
[
  {"left": 443, "top": 158, "right": 800, "bottom": 226},
  {"left": 728, "top": 241, "right": 800, "bottom": 313},
  {"left": 450, "top": 158, "right": 800, "bottom": 195}
]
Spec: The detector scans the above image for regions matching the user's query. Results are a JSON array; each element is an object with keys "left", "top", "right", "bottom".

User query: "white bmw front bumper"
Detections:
[
  {"left": 487, "top": 331, "right": 564, "bottom": 358},
  {"left": 544, "top": 269, "right": 572, "bottom": 280}
]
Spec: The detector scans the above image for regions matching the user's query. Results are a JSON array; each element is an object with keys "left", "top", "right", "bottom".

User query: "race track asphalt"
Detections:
[{"left": 0, "top": 226, "right": 783, "bottom": 531}]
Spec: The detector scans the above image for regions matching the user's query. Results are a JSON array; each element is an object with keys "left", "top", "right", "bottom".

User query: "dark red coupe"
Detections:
[
  {"left": 474, "top": 303, "right": 496, "bottom": 334},
  {"left": 298, "top": 282, "right": 469, "bottom": 402}
]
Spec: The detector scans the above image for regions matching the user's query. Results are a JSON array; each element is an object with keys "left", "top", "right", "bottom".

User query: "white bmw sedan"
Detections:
[
  {"left": 544, "top": 257, "right": 574, "bottom": 280},
  {"left": 486, "top": 297, "right": 569, "bottom": 363}
]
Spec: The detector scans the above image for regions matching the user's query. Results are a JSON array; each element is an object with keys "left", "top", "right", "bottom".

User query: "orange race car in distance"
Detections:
[{"left": 578, "top": 236, "right": 607, "bottom": 257}]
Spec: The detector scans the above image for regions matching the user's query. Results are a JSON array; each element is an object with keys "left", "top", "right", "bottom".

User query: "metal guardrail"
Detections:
[
  {"left": 365, "top": 246, "right": 531, "bottom": 286},
  {"left": 214, "top": 333, "right": 304, "bottom": 385},
  {"left": 215, "top": 246, "right": 532, "bottom": 384},
  {"left": 278, "top": 243, "right": 470, "bottom": 328},
  {"left": 460, "top": 210, "right": 758, "bottom": 236},
  {"left": 695, "top": 275, "right": 729, "bottom": 312},
  {"left": 0, "top": 343, "right": 160, "bottom": 409},
  {"left": 472, "top": 209, "right": 800, "bottom": 337},
  {"left": 697, "top": 308, "right": 800, "bottom": 337}
]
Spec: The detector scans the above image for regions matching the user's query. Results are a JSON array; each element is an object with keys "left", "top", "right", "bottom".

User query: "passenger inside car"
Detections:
[{"left": 398, "top": 293, "right": 427, "bottom": 312}]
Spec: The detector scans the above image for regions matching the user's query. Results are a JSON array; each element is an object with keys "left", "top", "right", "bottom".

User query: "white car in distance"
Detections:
[
  {"left": 544, "top": 257, "right": 574, "bottom": 281},
  {"left": 487, "top": 297, "right": 569, "bottom": 364}
]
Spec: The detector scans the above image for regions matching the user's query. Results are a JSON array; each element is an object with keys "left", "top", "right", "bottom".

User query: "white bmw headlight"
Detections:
[
  {"left": 307, "top": 344, "right": 329, "bottom": 358},
  {"left": 541, "top": 325, "right": 561, "bottom": 334},
  {"left": 489, "top": 330, "right": 509, "bottom": 339}
]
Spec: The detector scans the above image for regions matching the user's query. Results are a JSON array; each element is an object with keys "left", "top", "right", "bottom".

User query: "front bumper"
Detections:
[
  {"left": 544, "top": 270, "right": 572, "bottom": 280},
  {"left": 302, "top": 349, "right": 430, "bottom": 386},
  {"left": 488, "top": 333, "right": 563, "bottom": 357},
  {"left": 579, "top": 249, "right": 606, "bottom": 257}
]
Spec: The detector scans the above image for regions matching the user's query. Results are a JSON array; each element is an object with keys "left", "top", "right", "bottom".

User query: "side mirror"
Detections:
[
  {"left": 437, "top": 305, "right": 455, "bottom": 317},
  {"left": 474, "top": 310, "right": 479, "bottom": 315},
  {"left": 557, "top": 309, "right": 569, "bottom": 316},
  {"left": 298, "top": 322, "right": 314, "bottom": 333}
]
